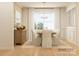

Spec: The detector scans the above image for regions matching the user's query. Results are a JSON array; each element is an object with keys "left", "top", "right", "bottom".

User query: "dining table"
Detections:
[{"left": 35, "top": 30, "right": 57, "bottom": 46}]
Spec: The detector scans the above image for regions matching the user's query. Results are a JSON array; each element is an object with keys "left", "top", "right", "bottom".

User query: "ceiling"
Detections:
[{"left": 16, "top": 2, "right": 75, "bottom": 8}]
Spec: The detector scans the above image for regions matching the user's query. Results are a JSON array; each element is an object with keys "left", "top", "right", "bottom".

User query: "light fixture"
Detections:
[
  {"left": 41, "top": 16, "right": 48, "bottom": 19},
  {"left": 42, "top": 2, "right": 46, "bottom": 7},
  {"left": 42, "top": 2, "right": 46, "bottom": 3}
]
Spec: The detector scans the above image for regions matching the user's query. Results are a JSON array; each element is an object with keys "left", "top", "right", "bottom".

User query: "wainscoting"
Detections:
[{"left": 65, "top": 27, "right": 77, "bottom": 46}]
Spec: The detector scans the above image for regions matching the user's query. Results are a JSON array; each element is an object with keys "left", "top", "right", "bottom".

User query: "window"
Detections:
[
  {"left": 32, "top": 9, "right": 55, "bottom": 30},
  {"left": 15, "top": 11, "right": 22, "bottom": 24}
]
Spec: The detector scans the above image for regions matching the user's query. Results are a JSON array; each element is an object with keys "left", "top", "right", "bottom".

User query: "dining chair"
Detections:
[
  {"left": 42, "top": 30, "right": 52, "bottom": 48},
  {"left": 52, "top": 30, "right": 60, "bottom": 47}
]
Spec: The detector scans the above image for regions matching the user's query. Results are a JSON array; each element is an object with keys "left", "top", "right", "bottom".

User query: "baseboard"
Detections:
[{"left": 0, "top": 46, "right": 14, "bottom": 50}]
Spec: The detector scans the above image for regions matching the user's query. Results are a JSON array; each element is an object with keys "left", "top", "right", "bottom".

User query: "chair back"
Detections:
[{"left": 42, "top": 30, "right": 52, "bottom": 48}]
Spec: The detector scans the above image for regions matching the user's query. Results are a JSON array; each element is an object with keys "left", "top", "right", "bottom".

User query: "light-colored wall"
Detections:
[
  {"left": 22, "top": 8, "right": 29, "bottom": 30},
  {"left": 60, "top": 8, "right": 67, "bottom": 39},
  {"left": 22, "top": 8, "right": 29, "bottom": 40},
  {"left": 76, "top": 3, "right": 79, "bottom": 46},
  {"left": 0, "top": 3, "right": 14, "bottom": 49},
  {"left": 65, "top": 3, "right": 77, "bottom": 45}
]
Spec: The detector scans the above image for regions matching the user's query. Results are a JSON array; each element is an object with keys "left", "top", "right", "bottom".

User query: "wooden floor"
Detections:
[
  {"left": 0, "top": 40, "right": 79, "bottom": 56},
  {"left": 0, "top": 47, "right": 78, "bottom": 56}
]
